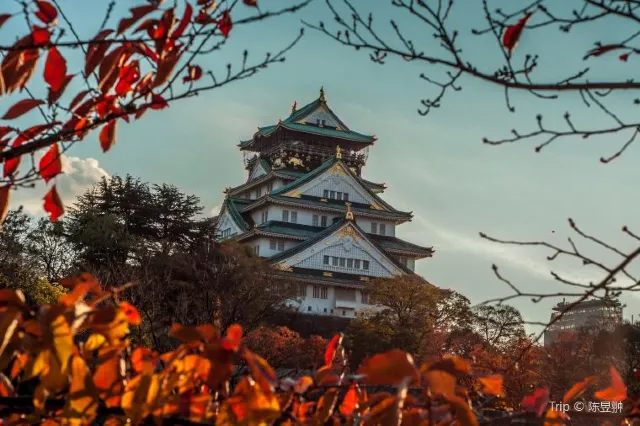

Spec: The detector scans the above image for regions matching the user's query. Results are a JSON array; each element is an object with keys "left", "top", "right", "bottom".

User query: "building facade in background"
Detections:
[
  {"left": 214, "top": 88, "right": 434, "bottom": 318},
  {"left": 543, "top": 298, "right": 623, "bottom": 346}
]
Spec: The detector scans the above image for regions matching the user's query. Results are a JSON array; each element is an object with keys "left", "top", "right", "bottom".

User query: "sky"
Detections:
[{"left": 2, "top": 0, "right": 640, "bottom": 331}]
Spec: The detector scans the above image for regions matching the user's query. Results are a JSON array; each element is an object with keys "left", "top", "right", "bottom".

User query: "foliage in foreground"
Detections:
[{"left": 0, "top": 275, "right": 634, "bottom": 425}]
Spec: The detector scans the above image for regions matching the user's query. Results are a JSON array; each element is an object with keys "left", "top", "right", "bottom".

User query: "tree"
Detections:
[
  {"left": 472, "top": 304, "right": 526, "bottom": 351},
  {"left": 0, "top": 0, "right": 309, "bottom": 222}
]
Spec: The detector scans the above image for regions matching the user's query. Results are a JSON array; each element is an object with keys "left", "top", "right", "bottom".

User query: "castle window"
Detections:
[
  {"left": 270, "top": 240, "right": 276, "bottom": 250},
  {"left": 324, "top": 308, "right": 327, "bottom": 313},
  {"left": 321, "top": 216, "right": 328, "bottom": 227},
  {"left": 323, "top": 190, "right": 329, "bottom": 198},
  {"left": 261, "top": 211, "right": 268, "bottom": 224},
  {"left": 361, "top": 292, "right": 369, "bottom": 304},
  {"left": 332, "top": 257, "right": 339, "bottom": 266},
  {"left": 363, "top": 260, "right": 370, "bottom": 270},
  {"left": 339, "top": 257, "right": 346, "bottom": 267},
  {"left": 291, "top": 211, "right": 298, "bottom": 224},
  {"left": 308, "top": 306, "right": 311, "bottom": 311},
  {"left": 298, "top": 284, "right": 307, "bottom": 297},
  {"left": 337, "top": 192, "right": 342, "bottom": 200},
  {"left": 323, "top": 256, "right": 330, "bottom": 265},
  {"left": 313, "top": 286, "right": 320, "bottom": 298},
  {"left": 320, "top": 287, "right": 328, "bottom": 299},
  {"left": 330, "top": 191, "right": 336, "bottom": 199},
  {"left": 342, "top": 310, "right": 346, "bottom": 316},
  {"left": 371, "top": 223, "right": 378, "bottom": 234},
  {"left": 256, "top": 187, "right": 262, "bottom": 198},
  {"left": 313, "top": 215, "right": 319, "bottom": 226},
  {"left": 322, "top": 119, "right": 326, "bottom": 126},
  {"left": 253, "top": 246, "right": 260, "bottom": 256},
  {"left": 347, "top": 258, "right": 353, "bottom": 268},
  {"left": 277, "top": 240, "right": 285, "bottom": 251},
  {"left": 282, "top": 210, "right": 289, "bottom": 222},
  {"left": 267, "top": 182, "right": 273, "bottom": 193},
  {"left": 379, "top": 224, "right": 386, "bottom": 236},
  {"left": 343, "top": 193, "right": 349, "bottom": 201},
  {"left": 354, "top": 259, "right": 361, "bottom": 269}
]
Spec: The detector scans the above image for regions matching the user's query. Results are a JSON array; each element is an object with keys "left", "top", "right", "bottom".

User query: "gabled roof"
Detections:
[
  {"left": 267, "top": 218, "right": 414, "bottom": 274},
  {"left": 239, "top": 90, "right": 376, "bottom": 148},
  {"left": 241, "top": 194, "right": 412, "bottom": 221},
  {"left": 271, "top": 156, "right": 399, "bottom": 213},
  {"left": 237, "top": 220, "right": 433, "bottom": 258},
  {"left": 218, "top": 197, "right": 253, "bottom": 232}
]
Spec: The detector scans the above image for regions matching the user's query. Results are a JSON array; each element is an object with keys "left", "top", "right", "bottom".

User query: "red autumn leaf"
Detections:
[
  {"left": 0, "top": 185, "right": 10, "bottom": 225},
  {"left": 620, "top": 53, "right": 630, "bottom": 62},
  {"left": 521, "top": 388, "right": 549, "bottom": 416},
  {"left": 584, "top": 44, "right": 626, "bottom": 60},
  {"left": 131, "top": 348, "right": 154, "bottom": 374},
  {"left": 595, "top": 366, "right": 627, "bottom": 402},
  {"left": 563, "top": 376, "right": 596, "bottom": 403},
  {"left": 31, "top": 25, "right": 51, "bottom": 45},
  {"left": 0, "top": 14, "right": 12, "bottom": 29},
  {"left": 244, "top": 0, "right": 258, "bottom": 6},
  {"left": 44, "top": 47, "right": 67, "bottom": 91},
  {"left": 85, "top": 30, "right": 114, "bottom": 77},
  {"left": 219, "top": 11, "right": 232, "bottom": 37},
  {"left": 152, "top": 48, "right": 182, "bottom": 88},
  {"left": 478, "top": 375, "right": 504, "bottom": 397},
  {"left": 149, "top": 94, "right": 168, "bottom": 110},
  {"left": 132, "top": 42, "right": 159, "bottom": 63},
  {"left": 222, "top": 324, "right": 243, "bottom": 351},
  {"left": 39, "top": 143, "right": 62, "bottom": 183},
  {"left": 195, "top": 10, "right": 214, "bottom": 25},
  {"left": 43, "top": 184, "right": 64, "bottom": 221},
  {"left": 68, "top": 90, "right": 90, "bottom": 112},
  {"left": 324, "top": 333, "right": 342, "bottom": 367},
  {"left": 118, "top": 5, "right": 158, "bottom": 35},
  {"left": 47, "top": 74, "right": 74, "bottom": 105},
  {"left": 35, "top": 1, "right": 58, "bottom": 25},
  {"left": 502, "top": 12, "right": 532, "bottom": 54},
  {"left": 115, "top": 61, "right": 141, "bottom": 96},
  {"left": 99, "top": 120, "right": 117, "bottom": 152},
  {"left": 0, "top": 127, "right": 13, "bottom": 140},
  {"left": 98, "top": 46, "right": 129, "bottom": 94},
  {"left": 120, "top": 302, "right": 141, "bottom": 325},
  {"left": 339, "top": 383, "right": 359, "bottom": 416},
  {"left": 172, "top": 4, "right": 193, "bottom": 39},
  {"left": 183, "top": 65, "right": 203, "bottom": 83},
  {"left": 2, "top": 99, "right": 44, "bottom": 120}
]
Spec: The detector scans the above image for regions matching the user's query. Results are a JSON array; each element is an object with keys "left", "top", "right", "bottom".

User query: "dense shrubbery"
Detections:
[{"left": 0, "top": 274, "right": 631, "bottom": 425}]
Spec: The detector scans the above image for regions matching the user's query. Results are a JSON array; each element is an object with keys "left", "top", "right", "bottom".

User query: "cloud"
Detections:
[
  {"left": 412, "top": 214, "right": 610, "bottom": 286},
  {"left": 210, "top": 204, "right": 221, "bottom": 216},
  {"left": 12, "top": 156, "right": 110, "bottom": 216}
]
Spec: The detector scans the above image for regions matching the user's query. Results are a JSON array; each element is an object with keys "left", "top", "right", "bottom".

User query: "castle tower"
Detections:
[{"left": 214, "top": 88, "right": 434, "bottom": 318}]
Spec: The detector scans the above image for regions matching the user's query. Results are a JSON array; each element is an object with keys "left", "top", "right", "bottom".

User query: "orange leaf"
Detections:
[
  {"left": 502, "top": 12, "right": 532, "bottom": 54},
  {"left": 544, "top": 408, "right": 567, "bottom": 426},
  {"left": 478, "top": 375, "right": 504, "bottom": 397},
  {"left": 183, "top": 65, "right": 202, "bottom": 83},
  {"left": 424, "top": 370, "right": 456, "bottom": 397},
  {"left": 595, "top": 366, "right": 627, "bottom": 402},
  {"left": 427, "top": 355, "right": 472, "bottom": 378},
  {"left": 219, "top": 11, "right": 232, "bottom": 37},
  {"left": 357, "top": 349, "right": 418, "bottom": 385},
  {"left": 563, "top": 376, "right": 596, "bottom": 403},
  {"left": 39, "top": 143, "right": 62, "bottom": 183},
  {"left": 446, "top": 395, "right": 479, "bottom": 426},
  {"left": 243, "top": 348, "right": 277, "bottom": 392},
  {"left": 324, "top": 333, "right": 342, "bottom": 366},
  {"left": 44, "top": 47, "right": 67, "bottom": 91},
  {"left": 35, "top": 1, "right": 57, "bottom": 25},
  {"left": 521, "top": 388, "right": 549, "bottom": 416},
  {"left": 339, "top": 383, "right": 360, "bottom": 416},
  {"left": 99, "top": 120, "right": 117, "bottom": 152},
  {"left": 64, "top": 355, "right": 98, "bottom": 424},
  {"left": 117, "top": 5, "right": 158, "bottom": 35},
  {"left": 131, "top": 348, "right": 154, "bottom": 374},
  {"left": 0, "top": 185, "right": 10, "bottom": 225},
  {"left": 2, "top": 99, "right": 44, "bottom": 120},
  {"left": 222, "top": 324, "right": 242, "bottom": 351},
  {"left": 120, "top": 302, "right": 141, "bottom": 325},
  {"left": 43, "top": 184, "right": 64, "bottom": 221}
]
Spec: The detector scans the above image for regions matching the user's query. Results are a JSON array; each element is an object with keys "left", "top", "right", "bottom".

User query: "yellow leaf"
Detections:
[
  {"left": 84, "top": 333, "right": 106, "bottom": 352},
  {"left": 47, "top": 311, "right": 74, "bottom": 376},
  {"left": 63, "top": 355, "right": 98, "bottom": 425}
]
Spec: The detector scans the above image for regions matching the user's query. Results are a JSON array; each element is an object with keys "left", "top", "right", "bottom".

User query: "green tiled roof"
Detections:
[
  {"left": 221, "top": 198, "right": 252, "bottom": 231},
  {"left": 239, "top": 96, "right": 375, "bottom": 148},
  {"left": 370, "top": 235, "right": 434, "bottom": 258},
  {"left": 244, "top": 195, "right": 412, "bottom": 220}
]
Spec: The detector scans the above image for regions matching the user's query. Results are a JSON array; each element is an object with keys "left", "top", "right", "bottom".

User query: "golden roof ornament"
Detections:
[
  {"left": 345, "top": 202, "right": 354, "bottom": 221},
  {"left": 336, "top": 145, "right": 342, "bottom": 159},
  {"left": 291, "top": 101, "right": 297, "bottom": 113},
  {"left": 319, "top": 86, "right": 326, "bottom": 103}
]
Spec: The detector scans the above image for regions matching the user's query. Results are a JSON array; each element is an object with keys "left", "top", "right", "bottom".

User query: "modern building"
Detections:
[
  {"left": 543, "top": 298, "right": 623, "bottom": 346},
  {"left": 214, "top": 88, "right": 434, "bottom": 318}
]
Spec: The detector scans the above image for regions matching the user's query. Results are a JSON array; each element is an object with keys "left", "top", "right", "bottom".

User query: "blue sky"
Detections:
[{"left": 4, "top": 0, "right": 640, "bottom": 330}]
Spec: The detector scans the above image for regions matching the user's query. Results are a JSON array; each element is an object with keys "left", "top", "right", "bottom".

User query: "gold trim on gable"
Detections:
[
  {"left": 370, "top": 201, "right": 386, "bottom": 211},
  {"left": 323, "top": 272, "right": 333, "bottom": 277},
  {"left": 338, "top": 225, "right": 359, "bottom": 241},
  {"left": 284, "top": 189, "right": 302, "bottom": 198},
  {"left": 274, "top": 263, "right": 293, "bottom": 272},
  {"left": 329, "top": 163, "right": 347, "bottom": 176}
]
